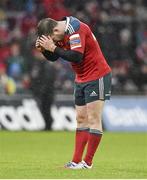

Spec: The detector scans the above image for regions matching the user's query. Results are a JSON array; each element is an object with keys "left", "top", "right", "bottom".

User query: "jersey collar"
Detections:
[
  {"left": 62, "top": 16, "right": 80, "bottom": 35},
  {"left": 65, "top": 17, "right": 75, "bottom": 34}
]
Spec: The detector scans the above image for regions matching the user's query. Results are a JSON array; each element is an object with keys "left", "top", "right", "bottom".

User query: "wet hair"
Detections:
[{"left": 37, "top": 18, "right": 58, "bottom": 37}]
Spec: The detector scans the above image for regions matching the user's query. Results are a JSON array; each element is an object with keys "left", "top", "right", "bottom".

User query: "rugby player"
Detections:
[{"left": 36, "top": 16, "right": 111, "bottom": 169}]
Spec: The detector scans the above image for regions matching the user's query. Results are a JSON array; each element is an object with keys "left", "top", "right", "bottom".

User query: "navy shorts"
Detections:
[{"left": 74, "top": 72, "right": 112, "bottom": 106}]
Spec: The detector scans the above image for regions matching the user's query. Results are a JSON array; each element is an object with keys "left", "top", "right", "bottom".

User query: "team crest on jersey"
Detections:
[{"left": 69, "top": 34, "right": 82, "bottom": 49}]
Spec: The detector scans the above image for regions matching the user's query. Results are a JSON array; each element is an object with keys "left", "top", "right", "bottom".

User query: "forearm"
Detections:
[
  {"left": 54, "top": 47, "right": 83, "bottom": 63},
  {"left": 42, "top": 50, "right": 59, "bottom": 62},
  {"left": 38, "top": 35, "right": 83, "bottom": 63}
]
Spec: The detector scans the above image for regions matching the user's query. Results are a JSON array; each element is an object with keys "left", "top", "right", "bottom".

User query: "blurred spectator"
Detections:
[
  {"left": 0, "top": 63, "right": 8, "bottom": 93},
  {"left": 132, "top": 40, "right": 147, "bottom": 91},
  {"left": 0, "top": 43, "right": 10, "bottom": 64},
  {"left": 136, "top": 40, "right": 147, "bottom": 64},
  {"left": 0, "top": 62, "right": 16, "bottom": 95},
  {"left": 21, "top": 9, "right": 37, "bottom": 37},
  {"left": 0, "top": 9, "right": 9, "bottom": 43},
  {"left": 6, "top": 41, "right": 28, "bottom": 92},
  {"left": 0, "top": 0, "right": 146, "bottom": 95},
  {"left": 53, "top": 60, "right": 74, "bottom": 93},
  {"left": 30, "top": 49, "right": 56, "bottom": 130},
  {"left": 119, "top": 28, "right": 132, "bottom": 60},
  {"left": 43, "top": 0, "right": 70, "bottom": 20},
  {"left": 111, "top": 61, "right": 130, "bottom": 91}
]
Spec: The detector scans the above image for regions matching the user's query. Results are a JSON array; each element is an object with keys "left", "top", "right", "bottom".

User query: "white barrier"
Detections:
[
  {"left": 103, "top": 96, "right": 147, "bottom": 131},
  {"left": 0, "top": 94, "right": 147, "bottom": 131}
]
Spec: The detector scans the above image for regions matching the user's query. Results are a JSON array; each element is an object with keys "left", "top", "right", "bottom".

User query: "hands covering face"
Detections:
[
  {"left": 36, "top": 35, "right": 57, "bottom": 52},
  {"left": 35, "top": 37, "right": 42, "bottom": 51}
]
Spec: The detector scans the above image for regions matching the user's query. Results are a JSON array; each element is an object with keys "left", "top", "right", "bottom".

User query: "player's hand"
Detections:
[
  {"left": 35, "top": 37, "right": 44, "bottom": 52},
  {"left": 38, "top": 35, "right": 57, "bottom": 52}
]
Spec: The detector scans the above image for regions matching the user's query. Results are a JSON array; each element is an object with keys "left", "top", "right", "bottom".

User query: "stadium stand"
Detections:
[{"left": 0, "top": 0, "right": 147, "bottom": 95}]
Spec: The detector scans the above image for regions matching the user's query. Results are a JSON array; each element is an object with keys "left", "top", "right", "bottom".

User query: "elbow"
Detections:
[
  {"left": 74, "top": 58, "right": 82, "bottom": 63},
  {"left": 73, "top": 53, "right": 83, "bottom": 63}
]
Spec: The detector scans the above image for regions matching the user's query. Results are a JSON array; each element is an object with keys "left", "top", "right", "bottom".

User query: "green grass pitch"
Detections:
[{"left": 0, "top": 131, "right": 147, "bottom": 179}]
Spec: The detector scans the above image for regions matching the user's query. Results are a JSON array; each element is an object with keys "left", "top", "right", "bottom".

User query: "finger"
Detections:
[
  {"left": 36, "top": 42, "right": 40, "bottom": 47},
  {"left": 38, "top": 39, "right": 45, "bottom": 44},
  {"left": 39, "top": 36, "right": 45, "bottom": 41},
  {"left": 36, "top": 40, "right": 40, "bottom": 44},
  {"left": 39, "top": 37, "right": 47, "bottom": 42},
  {"left": 47, "top": 35, "right": 52, "bottom": 40},
  {"left": 40, "top": 35, "right": 48, "bottom": 41},
  {"left": 36, "top": 37, "right": 40, "bottom": 42},
  {"left": 38, "top": 42, "right": 44, "bottom": 47},
  {"left": 36, "top": 43, "right": 40, "bottom": 47},
  {"left": 36, "top": 39, "right": 39, "bottom": 42},
  {"left": 42, "top": 35, "right": 49, "bottom": 40},
  {"left": 40, "top": 35, "right": 53, "bottom": 43},
  {"left": 38, "top": 41, "right": 45, "bottom": 47},
  {"left": 35, "top": 43, "right": 40, "bottom": 46}
]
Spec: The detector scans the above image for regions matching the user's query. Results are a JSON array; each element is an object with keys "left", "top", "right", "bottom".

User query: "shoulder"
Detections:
[
  {"left": 64, "top": 16, "right": 80, "bottom": 35},
  {"left": 69, "top": 16, "right": 80, "bottom": 32},
  {"left": 79, "top": 22, "right": 91, "bottom": 33},
  {"left": 65, "top": 16, "right": 90, "bottom": 35}
]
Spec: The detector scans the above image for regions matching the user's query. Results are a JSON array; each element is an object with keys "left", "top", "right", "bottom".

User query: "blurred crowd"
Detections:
[{"left": 0, "top": 0, "right": 147, "bottom": 96}]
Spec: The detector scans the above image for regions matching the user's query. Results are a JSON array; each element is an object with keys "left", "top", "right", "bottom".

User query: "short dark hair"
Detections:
[{"left": 37, "top": 18, "right": 58, "bottom": 37}]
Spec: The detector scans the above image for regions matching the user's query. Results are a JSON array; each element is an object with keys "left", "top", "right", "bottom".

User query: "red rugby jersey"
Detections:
[{"left": 57, "top": 18, "right": 111, "bottom": 83}]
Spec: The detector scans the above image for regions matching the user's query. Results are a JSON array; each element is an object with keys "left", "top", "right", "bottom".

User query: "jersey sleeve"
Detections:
[{"left": 69, "top": 31, "right": 85, "bottom": 54}]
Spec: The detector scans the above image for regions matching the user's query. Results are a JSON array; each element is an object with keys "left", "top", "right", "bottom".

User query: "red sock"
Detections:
[
  {"left": 84, "top": 129, "right": 102, "bottom": 166},
  {"left": 72, "top": 128, "right": 89, "bottom": 163}
]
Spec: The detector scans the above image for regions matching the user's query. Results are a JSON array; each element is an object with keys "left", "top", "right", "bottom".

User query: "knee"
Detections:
[
  {"left": 76, "top": 113, "right": 88, "bottom": 127},
  {"left": 76, "top": 113, "right": 87, "bottom": 123},
  {"left": 86, "top": 101, "right": 104, "bottom": 130},
  {"left": 87, "top": 113, "right": 102, "bottom": 130},
  {"left": 88, "top": 112, "right": 101, "bottom": 125}
]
